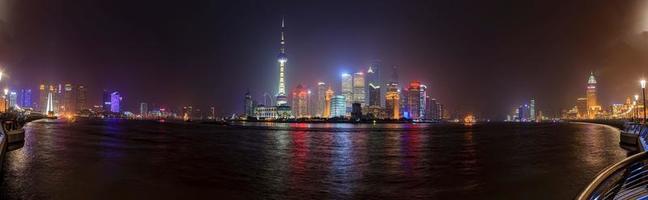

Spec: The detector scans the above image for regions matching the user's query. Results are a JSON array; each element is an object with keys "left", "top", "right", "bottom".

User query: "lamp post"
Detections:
[
  {"left": 641, "top": 80, "right": 647, "bottom": 123},
  {"left": 635, "top": 94, "right": 640, "bottom": 122},
  {"left": 3, "top": 88, "right": 8, "bottom": 112}
]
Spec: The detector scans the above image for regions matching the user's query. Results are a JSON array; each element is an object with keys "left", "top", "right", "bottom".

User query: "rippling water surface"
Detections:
[{"left": 0, "top": 120, "right": 628, "bottom": 199}]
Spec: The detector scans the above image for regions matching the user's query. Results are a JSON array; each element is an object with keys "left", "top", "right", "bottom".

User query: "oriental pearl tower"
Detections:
[{"left": 275, "top": 17, "right": 289, "bottom": 106}]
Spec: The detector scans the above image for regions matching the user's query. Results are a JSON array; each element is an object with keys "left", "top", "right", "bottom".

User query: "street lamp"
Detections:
[
  {"left": 641, "top": 80, "right": 647, "bottom": 123},
  {"left": 635, "top": 94, "right": 640, "bottom": 122}
]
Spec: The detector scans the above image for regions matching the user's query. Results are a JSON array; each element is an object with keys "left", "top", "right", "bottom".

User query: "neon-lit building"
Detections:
[
  {"left": 110, "top": 91, "right": 121, "bottom": 113},
  {"left": 19, "top": 89, "right": 32, "bottom": 108},
  {"left": 77, "top": 85, "right": 87, "bottom": 111},
  {"left": 407, "top": 81, "right": 422, "bottom": 120},
  {"left": 291, "top": 84, "right": 309, "bottom": 118},
  {"left": 341, "top": 73, "right": 353, "bottom": 112},
  {"left": 315, "top": 82, "right": 327, "bottom": 117},
  {"left": 276, "top": 17, "right": 289, "bottom": 106},
  {"left": 385, "top": 82, "right": 400, "bottom": 119},
  {"left": 352, "top": 72, "right": 365, "bottom": 106},
  {"left": 324, "top": 87, "right": 334, "bottom": 118},
  {"left": 586, "top": 72, "right": 600, "bottom": 119},
  {"left": 330, "top": 95, "right": 346, "bottom": 118},
  {"left": 368, "top": 83, "right": 380, "bottom": 107}
]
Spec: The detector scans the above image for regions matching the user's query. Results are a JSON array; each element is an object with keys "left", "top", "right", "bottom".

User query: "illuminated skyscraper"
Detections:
[
  {"left": 352, "top": 72, "right": 365, "bottom": 106},
  {"left": 19, "top": 89, "right": 32, "bottom": 108},
  {"left": 367, "top": 61, "right": 381, "bottom": 105},
  {"left": 102, "top": 90, "right": 111, "bottom": 112},
  {"left": 140, "top": 102, "right": 148, "bottom": 118},
  {"left": 530, "top": 99, "right": 536, "bottom": 121},
  {"left": 407, "top": 81, "right": 422, "bottom": 120},
  {"left": 39, "top": 84, "right": 47, "bottom": 112},
  {"left": 110, "top": 91, "right": 121, "bottom": 113},
  {"left": 244, "top": 90, "right": 254, "bottom": 117},
  {"left": 292, "top": 84, "right": 309, "bottom": 118},
  {"left": 330, "top": 95, "right": 346, "bottom": 118},
  {"left": 62, "top": 83, "right": 75, "bottom": 114},
  {"left": 586, "top": 72, "right": 599, "bottom": 119},
  {"left": 576, "top": 97, "right": 588, "bottom": 119},
  {"left": 315, "top": 82, "right": 327, "bottom": 117},
  {"left": 276, "top": 17, "right": 289, "bottom": 106},
  {"left": 77, "top": 85, "right": 87, "bottom": 110},
  {"left": 368, "top": 83, "right": 380, "bottom": 107},
  {"left": 341, "top": 73, "right": 353, "bottom": 111},
  {"left": 324, "top": 87, "right": 334, "bottom": 118},
  {"left": 8, "top": 91, "right": 16, "bottom": 108},
  {"left": 419, "top": 84, "right": 427, "bottom": 119},
  {"left": 385, "top": 82, "right": 400, "bottom": 119}
]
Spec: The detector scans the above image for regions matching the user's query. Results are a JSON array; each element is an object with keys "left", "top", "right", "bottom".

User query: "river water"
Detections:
[{"left": 0, "top": 120, "right": 628, "bottom": 199}]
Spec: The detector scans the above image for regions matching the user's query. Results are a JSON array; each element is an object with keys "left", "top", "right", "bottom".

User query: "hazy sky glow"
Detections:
[{"left": 3, "top": 0, "right": 648, "bottom": 118}]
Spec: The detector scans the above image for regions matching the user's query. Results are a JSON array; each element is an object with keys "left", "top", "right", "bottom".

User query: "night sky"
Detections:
[{"left": 2, "top": 0, "right": 648, "bottom": 118}]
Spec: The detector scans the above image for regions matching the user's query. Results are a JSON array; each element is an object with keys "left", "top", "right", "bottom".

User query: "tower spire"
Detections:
[{"left": 276, "top": 16, "right": 289, "bottom": 106}]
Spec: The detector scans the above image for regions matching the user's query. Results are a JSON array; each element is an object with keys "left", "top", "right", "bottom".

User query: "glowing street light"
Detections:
[{"left": 642, "top": 80, "right": 647, "bottom": 123}]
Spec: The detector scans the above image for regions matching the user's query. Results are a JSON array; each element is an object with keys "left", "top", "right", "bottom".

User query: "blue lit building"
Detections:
[
  {"left": 19, "top": 89, "right": 32, "bottom": 108},
  {"left": 330, "top": 95, "right": 346, "bottom": 118},
  {"left": 110, "top": 91, "right": 122, "bottom": 113}
]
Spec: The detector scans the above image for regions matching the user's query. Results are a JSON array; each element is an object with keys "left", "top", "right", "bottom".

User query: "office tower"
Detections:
[
  {"left": 586, "top": 72, "right": 599, "bottom": 118},
  {"left": 77, "top": 85, "right": 87, "bottom": 110},
  {"left": 401, "top": 88, "right": 409, "bottom": 119},
  {"left": 390, "top": 65, "right": 399, "bottom": 84},
  {"left": 385, "top": 82, "right": 400, "bottom": 119},
  {"left": 140, "top": 103, "right": 148, "bottom": 118},
  {"left": 407, "top": 81, "right": 422, "bottom": 120},
  {"left": 576, "top": 97, "right": 587, "bottom": 119},
  {"left": 291, "top": 84, "right": 309, "bottom": 118},
  {"left": 315, "top": 82, "right": 326, "bottom": 117},
  {"left": 276, "top": 17, "right": 289, "bottom": 106},
  {"left": 530, "top": 99, "right": 536, "bottom": 121},
  {"left": 244, "top": 90, "right": 254, "bottom": 117},
  {"left": 518, "top": 104, "right": 531, "bottom": 122},
  {"left": 341, "top": 73, "right": 353, "bottom": 111},
  {"left": 110, "top": 91, "right": 121, "bottom": 113},
  {"left": 324, "top": 87, "right": 334, "bottom": 118},
  {"left": 8, "top": 91, "right": 16, "bottom": 108},
  {"left": 367, "top": 61, "right": 382, "bottom": 107},
  {"left": 103, "top": 90, "right": 111, "bottom": 112},
  {"left": 330, "top": 95, "right": 346, "bottom": 118},
  {"left": 19, "top": 89, "right": 32, "bottom": 108},
  {"left": 419, "top": 84, "right": 427, "bottom": 119},
  {"left": 428, "top": 98, "right": 442, "bottom": 120},
  {"left": 352, "top": 72, "right": 365, "bottom": 106},
  {"left": 54, "top": 84, "right": 61, "bottom": 113},
  {"left": 62, "top": 83, "right": 75, "bottom": 114},
  {"left": 39, "top": 84, "right": 47, "bottom": 112},
  {"left": 351, "top": 103, "right": 362, "bottom": 121},
  {"left": 368, "top": 83, "right": 381, "bottom": 107}
]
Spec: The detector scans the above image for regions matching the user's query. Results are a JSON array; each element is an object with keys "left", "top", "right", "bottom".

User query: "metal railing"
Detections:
[{"left": 577, "top": 151, "right": 648, "bottom": 200}]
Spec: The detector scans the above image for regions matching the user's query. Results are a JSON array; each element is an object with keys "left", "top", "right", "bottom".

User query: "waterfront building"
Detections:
[
  {"left": 330, "top": 95, "right": 346, "bottom": 118},
  {"left": 110, "top": 91, "right": 121, "bottom": 113},
  {"left": 419, "top": 84, "right": 427, "bottom": 119},
  {"left": 518, "top": 104, "right": 531, "bottom": 122},
  {"left": 530, "top": 99, "right": 536, "bottom": 121},
  {"left": 385, "top": 82, "right": 400, "bottom": 119},
  {"left": 244, "top": 90, "right": 254, "bottom": 117},
  {"left": 351, "top": 102, "right": 362, "bottom": 121},
  {"left": 19, "top": 89, "right": 32, "bottom": 108},
  {"left": 401, "top": 88, "right": 409, "bottom": 119},
  {"left": 8, "top": 91, "right": 16, "bottom": 108},
  {"left": 367, "top": 61, "right": 381, "bottom": 106},
  {"left": 103, "top": 90, "right": 111, "bottom": 112},
  {"left": 77, "top": 85, "right": 87, "bottom": 111},
  {"left": 352, "top": 72, "right": 365, "bottom": 106},
  {"left": 292, "top": 84, "right": 309, "bottom": 118},
  {"left": 341, "top": 73, "right": 353, "bottom": 112},
  {"left": 368, "top": 83, "right": 380, "bottom": 107},
  {"left": 62, "top": 83, "right": 75, "bottom": 114},
  {"left": 254, "top": 105, "right": 278, "bottom": 119},
  {"left": 427, "top": 98, "right": 443, "bottom": 120},
  {"left": 39, "top": 84, "right": 47, "bottom": 112},
  {"left": 576, "top": 97, "right": 587, "bottom": 119},
  {"left": 586, "top": 72, "right": 601, "bottom": 119},
  {"left": 275, "top": 17, "right": 289, "bottom": 106},
  {"left": 315, "top": 82, "right": 327, "bottom": 117},
  {"left": 140, "top": 102, "right": 148, "bottom": 118},
  {"left": 324, "top": 87, "right": 334, "bottom": 118},
  {"left": 407, "top": 81, "right": 422, "bottom": 120}
]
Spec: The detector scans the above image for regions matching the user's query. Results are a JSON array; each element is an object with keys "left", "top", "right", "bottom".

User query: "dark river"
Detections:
[{"left": 0, "top": 120, "right": 628, "bottom": 199}]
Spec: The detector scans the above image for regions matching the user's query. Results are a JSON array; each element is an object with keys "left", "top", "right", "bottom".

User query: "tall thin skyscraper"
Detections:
[
  {"left": 77, "top": 85, "right": 87, "bottom": 111},
  {"left": 140, "top": 102, "right": 148, "bottom": 118},
  {"left": 110, "top": 91, "right": 121, "bottom": 113},
  {"left": 352, "top": 72, "right": 365, "bottom": 106},
  {"left": 315, "top": 82, "right": 327, "bottom": 117},
  {"left": 530, "top": 99, "right": 536, "bottom": 121},
  {"left": 63, "top": 83, "right": 75, "bottom": 114},
  {"left": 324, "top": 87, "right": 333, "bottom": 118},
  {"left": 367, "top": 61, "right": 381, "bottom": 106},
  {"left": 419, "top": 84, "right": 427, "bottom": 119},
  {"left": 385, "top": 82, "right": 400, "bottom": 119},
  {"left": 291, "top": 84, "right": 309, "bottom": 118},
  {"left": 407, "top": 81, "right": 422, "bottom": 120},
  {"left": 244, "top": 90, "right": 254, "bottom": 117},
  {"left": 586, "top": 72, "right": 598, "bottom": 119},
  {"left": 39, "top": 84, "right": 47, "bottom": 112},
  {"left": 102, "top": 90, "right": 111, "bottom": 112},
  {"left": 341, "top": 73, "right": 353, "bottom": 111},
  {"left": 276, "top": 17, "right": 289, "bottom": 106},
  {"left": 19, "top": 89, "right": 32, "bottom": 108},
  {"left": 368, "top": 83, "right": 380, "bottom": 107}
]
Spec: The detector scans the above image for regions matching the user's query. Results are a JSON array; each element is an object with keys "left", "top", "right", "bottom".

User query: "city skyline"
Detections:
[{"left": 2, "top": 1, "right": 648, "bottom": 118}]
